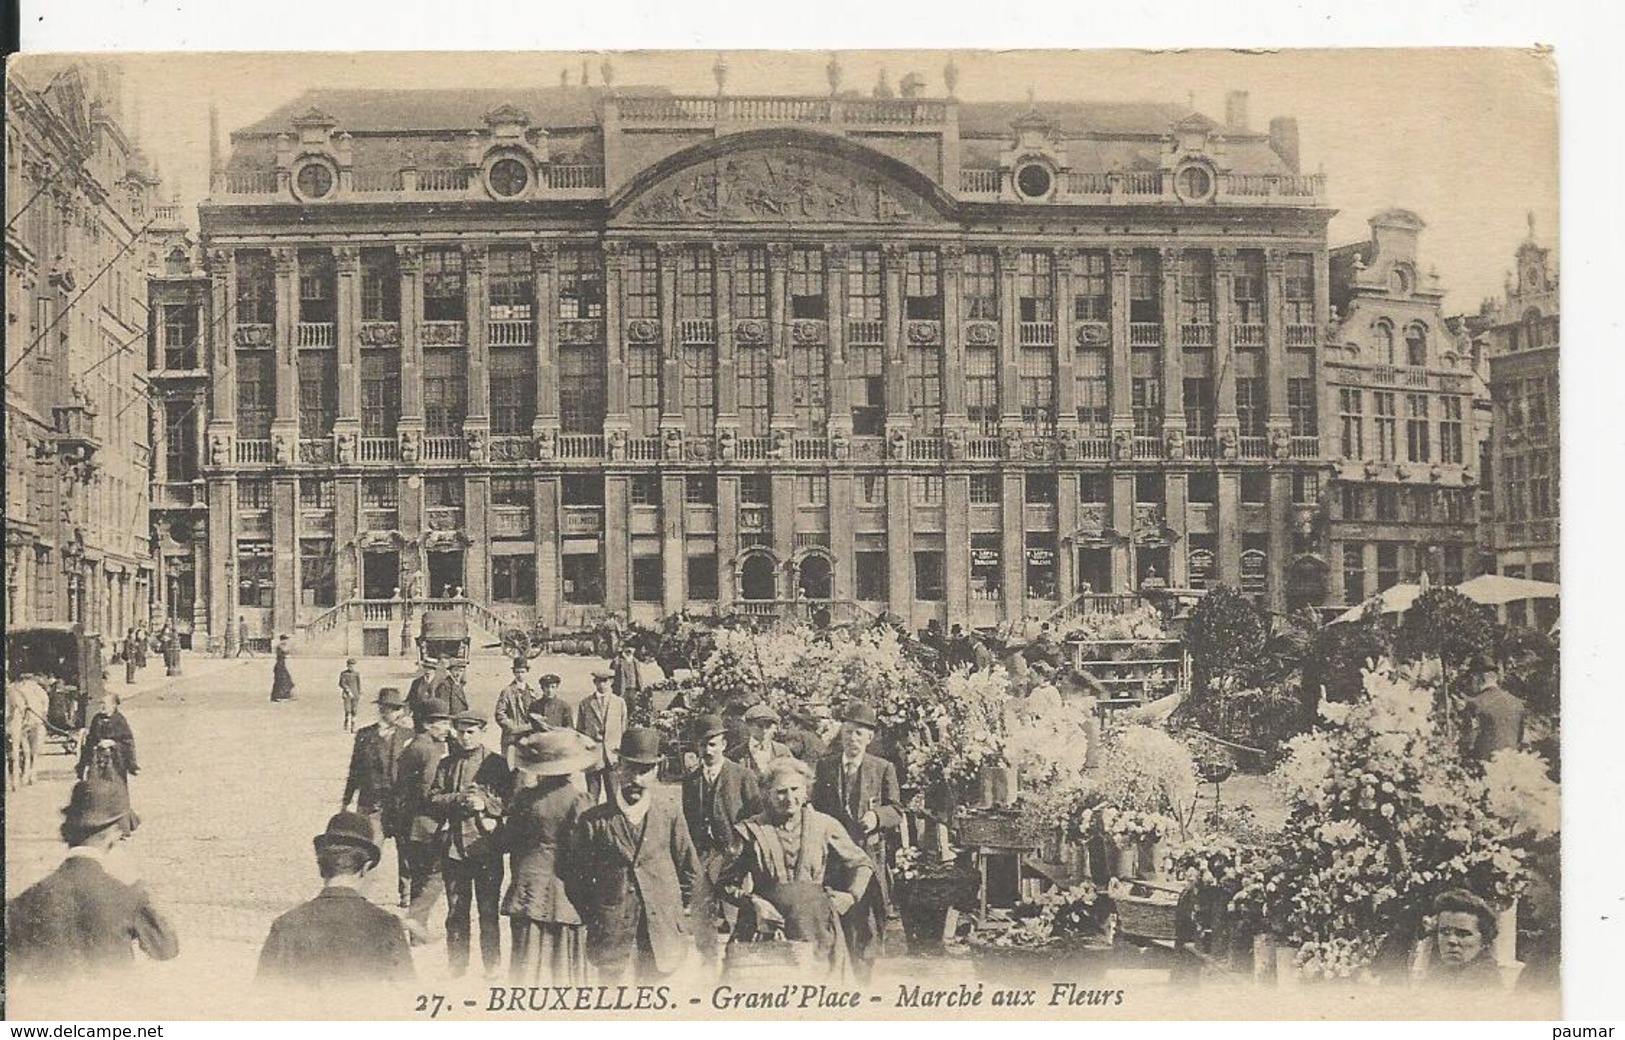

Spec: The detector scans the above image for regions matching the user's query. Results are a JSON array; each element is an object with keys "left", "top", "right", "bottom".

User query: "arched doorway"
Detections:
[
  {"left": 740, "top": 553, "right": 777, "bottom": 601},
  {"left": 798, "top": 554, "right": 833, "bottom": 600}
]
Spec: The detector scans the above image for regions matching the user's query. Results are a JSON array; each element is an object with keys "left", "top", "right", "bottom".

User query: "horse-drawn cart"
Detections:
[
  {"left": 7, "top": 623, "right": 105, "bottom": 759},
  {"left": 417, "top": 610, "right": 470, "bottom": 664}
]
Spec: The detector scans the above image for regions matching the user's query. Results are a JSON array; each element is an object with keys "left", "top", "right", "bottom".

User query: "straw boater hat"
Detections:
[
  {"left": 313, "top": 811, "right": 381, "bottom": 869},
  {"left": 515, "top": 730, "right": 601, "bottom": 777}
]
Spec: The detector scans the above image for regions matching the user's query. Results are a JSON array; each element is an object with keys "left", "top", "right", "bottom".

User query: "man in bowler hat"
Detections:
[
  {"left": 493, "top": 657, "right": 537, "bottom": 767},
  {"left": 575, "top": 669, "right": 627, "bottom": 803},
  {"left": 428, "top": 710, "right": 511, "bottom": 978},
  {"left": 256, "top": 812, "right": 414, "bottom": 988},
  {"left": 6, "top": 779, "right": 179, "bottom": 983},
  {"left": 343, "top": 687, "right": 417, "bottom": 907},
  {"left": 566, "top": 727, "right": 706, "bottom": 983},
  {"left": 682, "top": 714, "right": 761, "bottom": 949},
  {"left": 1462, "top": 654, "right": 1528, "bottom": 763}
]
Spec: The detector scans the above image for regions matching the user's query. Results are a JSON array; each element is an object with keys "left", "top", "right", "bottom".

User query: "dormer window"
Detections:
[
  {"left": 294, "top": 161, "right": 334, "bottom": 200},
  {"left": 1015, "top": 162, "right": 1053, "bottom": 200},
  {"left": 488, "top": 157, "right": 530, "bottom": 198},
  {"left": 1174, "top": 162, "right": 1215, "bottom": 202}
]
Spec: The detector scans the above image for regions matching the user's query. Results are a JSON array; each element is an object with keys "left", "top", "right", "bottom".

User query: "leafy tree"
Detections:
[
  {"left": 1303, "top": 612, "right": 1395, "bottom": 706},
  {"left": 1184, "top": 585, "right": 1267, "bottom": 694},
  {"left": 1396, "top": 587, "right": 1496, "bottom": 700}
]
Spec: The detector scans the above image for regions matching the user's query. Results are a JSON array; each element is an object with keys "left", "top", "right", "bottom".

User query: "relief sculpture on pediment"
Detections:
[{"left": 627, "top": 149, "right": 929, "bottom": 224}]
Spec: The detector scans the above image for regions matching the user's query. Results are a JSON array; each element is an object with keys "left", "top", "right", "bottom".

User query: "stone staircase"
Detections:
[{"left": 294, "top": 597, "right": 509, "bottom": 658}]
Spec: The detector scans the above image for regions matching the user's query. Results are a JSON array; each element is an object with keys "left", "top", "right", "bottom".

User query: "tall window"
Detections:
[
  {"left": 1019, "top": 348, "right": 1055, "bottom": 429},
  {"left": 738, "top": 344, "right": 770, "bottom": 437},
  {"left": 360, "top": 351, "right": 401, "bottom": 437},
  {"left": 682, "top": 345, "right": 717, "bottom": 436},
  {"left": 914, "top": 552, "right": 946, "bottom": 601},
  {"left": 423, "top": 351, "right": 466, "bottom": 436},
  {"left": 1233, "top": 250, "right": 1265, "bottom": 324},
  {"left": 164, "top": 400, "right": 196, "bottom": 482},
  {"left": 492, "top": 556, "right": 536, "bottom": 604},
  {"left": 1439, "top": 396, "right": 1464, "bottom": 464},
  {"left": 1129, "top": 251, "right": 1161, "bottom": 323},
  {"left": 856, "top": 551, "right": 888, "bottom": 602},
  {"left": 559, "top": 345, "right": 605, "bottom": 433},
  {"left": 487, "top": 247, "right": 534, "bottom": 320},
  {"left": 1075, "top": 348, "right": 1108, "bottom": 435},
  {"left": 904, "top": 248, "right": 941, "bottom": 320},
  {"left": 557, "top": 247, "right": 603, "bottom": 319},
  {"left": 1530, "top": 451, "right": 1552, "bottom": 518},
  {"left": 1342, "top": 544, "right": 1365, "bottom": 603},
  {"left": 798, "top": 474, "right": 829, "bottom": 506},
  {"left": 1338, "top": 388, "right": 1363, "bottom": 458},
  {"left": 362, "top": 477, "right": 397, "bottom": 510},
  {"left": 626, "top": 345, "right": 661, "bottom": 439},
  {"left": 1183, "top": 377, "right": 1214, "bottom": 436},
  {"left": 908, "top": 347, "right": 943, "bottom": 431},
  {"left": 1405, "top": 323, "right": 1428, "bottom": 368},
  {"left": 1179, "top": 250, "right": 1214, "bottom": 326},
  {"left": 1377, "top": 322, "right": 1397, "bottom": 365},
  {"left": 1505, "top": 455, "right": 1527, "bottom": 522},
  {"left": 1373, "top": 391, "right": 1398, "bottom": 462},
  {"left": 1340, "top": 485, "right": 1364, "bottom": 521},
  {"left": 677, "top": 247, "right": 714, "bottom": 323},
  {"left": 360, "top": 247, "right": 400, "bottom": 321},
  {"left": 1017, "top": 250, "right": 1054, "bottom": 323},
  {"left": 1376, "top": 544, "right": 1401, "bottom": 591},
  {"left": 1284, "top": 254, "right": 1314, "bottom": 325},
  {"left": 234, "top": 251, "right": 275, "bottom": 327},
  {"left": 849, "top": 330, "right": 883, "bottom": 438},
  {"left": 912, "top": 475, "right": 945, "bottom": 504},
  {"left": 791, "top": 247, "right": 827, "bottom": 320},
  {"left": 846, "top": 248, "right": 881, "bottom": 323},
  {"left": 685, "top": 475, "right": 717, "bottom": 505},
  {"left": 966, "top": 347, "right": 999, "bottom": 432},
  {"left": 297, "top": 352, "right": 337, "bottom": 437},
  {"left": 1376, "top": 486, "right": 1400, "bottom": 522},
  {"left": 1288, "top": 378, "right": 1318, "bottom": 436},
  {"left": 687, "top": 555, "right": 718, "bottom": 601},
  {"left": 161, "top": 304, "right": 199, "bottom": 369},
  {"left": 491, "top": 478, "right": 531, "bottom": 507},
  {"left": 1072, "top": 250, "right": 1109, "bottom": 321},
  {"left": 238, "top": 543, "right": 273, "bottom": 608},
  {"left": 300, "top": 539, "right": 336, "bottom": 608},
  {"left": 969, "top": 473, "right": 1000, "bottom": 505},
  {"left": 1236, "top": 376, "right": 1266, "bottom": 437},
  {"left": 629, "top": 474, "right": 659, "bottom": 507},
  {"left": 858, "top": 474, "right": 887, "bottom": 506},
  {"left": 298, "top": 250, "right": 335, "bottom": 323},
  {"left": 963, "top": 249, "right": 998, "bottom": 320},
  {"left": 624, "top": 245, "right": 660, "bottom": 320},
  {"left": 236, "top": 353, "right": 275, "bottom": 438},
  {"left": 425, "top": 476, "right": 464, "bottom": 508},
  {"left": 734, "top": 246, "right": 768, "bottom": 318},
  {"left": 1524, "top": 378, "right": 1550, "bottom": 443},
  {"left": 1405, "top": 394, "right": 1431, "bottom": 462},
  {"left": 793, "top": 341, "right": 829, "bottom": 434},
  {"left": 422, "top": 247, "right": 465, "bottom": 322},
  {"left": 490, "top": 348, "right": 536, "bottom": 436},
  {"left": 1132, "top": 351, "right": 1162, "bottom": 437}
]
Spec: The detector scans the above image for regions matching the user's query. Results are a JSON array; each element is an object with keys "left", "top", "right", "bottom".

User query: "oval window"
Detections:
[
  {"left": 488, "top": 158, "right": 530, "bottom": 198},
  {"left": 295, "top": 163, "right": 334, "bottom": 199},
  {"left": 1016, "top": 163, "right": 1052, "bottom": 199},
  {"left": 1176, "top": 164, "right": 1213, "bottom": 201}
]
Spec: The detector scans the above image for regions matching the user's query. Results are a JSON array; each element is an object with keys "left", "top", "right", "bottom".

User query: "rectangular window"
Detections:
[
  {"left": 1530, "top": 451, "right": 1552, "bottom": 518},
  {"left": 969, "top": 473, "right": 1001, "bottom": 505},
  {"left": 363, "top": 478, "right": 397, "bottom": 509},
  {"left": 423, "top": 351, "right": 467, "bottom": 436},
  {"left": 1339, "top": 388, "right": 1364, "bottom": 459},
  {"left": 677, "top": 247, "right": 714, "bottom": 322},
  {"left": 236, "top": 352, "right": 276, "bottom": 438},
  {"left": 734, "top": 246, "right": 768, "bottom": 319},
  {"left": 237, "top": 479, "right": 272, "bottom": 510},
  {"left": 161, "top": 304, "right": 199, "bottom": 369},
  {"left": 1340, "top": 484, "right": 1364, "bottom": 521},
  {"left": 1236, "top": 376, "right": 1267, "bottom": 437},
  {"left": 627, "top": 345, "right": 662, "bottom": 438},
  {"left": 1441, "top": 487, "right": 1467, "bottom": 523},
  {"left": 1406, "top": 394, "right": 1431, "bottom": 462},
  {"left": 1072, "top": 250, "right": 1109, "bottom": 321},
  {"left": 912, "top": 474, "right": 945, "bottom": 504},
  {"left": 1241, "top": 472, "right": 1269, "bottom": 505},
  {"left": 422, "top": 247, "right": 466, "bottom": 322},
  {"left": 687, "top": 554, "right": 719, "bottom": 601},
  {"left": 845, "top": 247, "right": 881, "bottom": 321},
  {"left": 855, "top": 551, "right": 888, "bottom": 601},
  {"left": 490, "top": 348, "right": 536, "bottom": 436},
  {"left": 298, "top": 478, "right": 331, "bottom": 511},
  {"left": 1026, "top": 532, "right": 1057, "bottom": 600},
  {"left": 624, "top": 245, "right": 660, "bottom": 320},
  {"left": 963, "top": 249, "right": 998, "bottom": 321},
  {"left": 1129, "top": 250, "right": 1161, "bottom": 323},
  {"left": 298, "top": 250, "right": 336, "bottom": 324},
  {"left": 798, "top": 475, "right": 829, "bottom": 506},
  {"left": 163, "top": 400, "right": 197, "bottom": 482},
  {"left": 792, "top": 341, "right": 829, "bottom": 434},
  {"left": 360, "top": 247, "right": 400, "bottom": 322},
  {"left": 1284, "top": 254, "right": 1315, "bottom": 325},
  {"left": 737, "top": 344, "right": 770, "bottom": 437},
  {"left": 487, "top": 247, "right": 534, "bottom": 320},
  {"left": 1412, "top": 486, "right": 1434, "bottom": 523},
  {"left": 425, "top": 477, "right": 463, "bottom": 508},
  {"left": 1373, "top": 391, "right": 1398, "bottom": 462},
  {"left": 685, "top": 475, "right": 717, "bottom": 506},
  {"left": 300, "top": 538, "right": 336, "bottom": 608},
  {"left": 904, "top": 248, "right": 941, "bottom": 320},
  {"left": 1289, "top": 378, "right": 1318, "bottom": 437},
  {"left": 559, "top": 345, "right": 605, "bottom": 433},
  {"left": 360, "top": 351, "right": 401, "bottom": 438},
  {"left": 561, "top": 474, "right": 604, "bottom": 506},
  {"left": 238, "top": 543, "right": 274, "bottom": 608},
  {"left": 965, "top": 346, "right": 999, "bottom": 432},
  {"left": 848, "top": 343, "right": 883, "bottom": 436},
  {"left": 914, "top": 551, "right": 945, "bottom": 601},
  {"left": 682, "top": 344, "right": 717, "bottom": 436},
  {"left": 1179, "top": 250, "right": 1214, "bottom": 326},
  {"left": 1233, "top": 250, "right": 1265, "bottom": 324},
  {"left": 1441, "top": 545, "right": 1466, "bottom": 587},
  {"left": 858, "top": 474, "right": 887, "bottom": 506},
  {"left": 629, "top": 473, "right": 659, "bottom": 506},
  {"left": 1017, "top": 250, "right": 1054, "bottom": 323},
  {"left": 1183, "top": 377, "right": 1214, "bottom": 436},
  {"left": 562, "top": 552, "right": 604, "bottom": 606},
  {"left": 1132, "top": 351, "right": 1162, "bottom": 437},
  {"left": 492, "top": 555, "right": 536, "bottom": 604},
  {"left": 1342, "top": 544, "right": 1366, "bottom": 603},
  {"left": 1293, "top": 472, "right": 1320, "bottom": 505},
  {"left": 791, "top": 247, "right": 828, "bottom": 320},
  {"left": 971, "top": 533, "right": 1002, "bottom": 600},
  {"left": 1376, "top": 486, "right": 1400, "bottom": 522},
  {"left": 1187, "top": 471, "right": 1217, "bottom": 504},
  {"left": 235, "top": 251, "right": 275, "bottom": 325},
  {"left": 1025, "top": 473, "right": 1057, "bottom": 506},
  {"left": 631, "top": 556, "right": 663, "bottom": 603},
  {"left": 740, "top": 474, "right": 771, "bottom": 506},
  {"left": 908, "top": 347, "right": 943, "bottom": 431},
  {"left": 1439, "top": 396, "right": 1464, "bottom": 464},
  {"left": 1075, "top": 348, "right": 1109, "bottom": 435},
  {"left": 491, "top": 478, "right": 531, "bottom": 507},
  {"left": 1019, "top": 348, "right": 1055, "bottom": 429},
  {"left": 557, "top": 247, "right": 604, "bottom": 319},
  {"left": 1376, "top": 543, "right": 1401, "bottom": 591},
  {"left": 1080, "top": 471, "right": 1109, "bottom": 504}
]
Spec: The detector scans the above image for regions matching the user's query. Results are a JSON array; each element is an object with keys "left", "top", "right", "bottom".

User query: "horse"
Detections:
[{"left": 7, "top": 676, "right": 51, "bottom": 791}]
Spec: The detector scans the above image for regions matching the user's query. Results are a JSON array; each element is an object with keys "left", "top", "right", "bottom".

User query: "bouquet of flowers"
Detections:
[
  {"left": 1099, "top": 808, "right": 1178, "bottom": 847},
  {"left": 968, "top": 884, "right": 1103, "bottom": 949},
  {"left": 1059, "top": 605, "right": 1170, "bottom": 644},
  {"left": 899, "top": 667, "right": 1010, "bottom": 797}
]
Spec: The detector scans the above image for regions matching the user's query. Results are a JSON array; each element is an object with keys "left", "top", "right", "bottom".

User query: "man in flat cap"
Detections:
[
  {"left": 434, "top": 658, "right": 472, "bottom": 717},
  {"left": 733, "top": 702, "right": 793, "bottom": 776},
  {"left": 566, "top": 727, "right": 706, "bottom": 983},
  {"left": 529, "top": 673, "right": 572, "bottom": 732},
  {"left": 342, "top": 687, "right": 417, "bottom": 907},
  {"left": 256, "top": 812, "right": 414, "bottom": 988},
  {"left": 394, "top": 698, "right": 454, "bottom": 942},
  {"left": 576, "top": 669, "right": 627, "bottom": 803},
  {"left": 6, "top": 778, "right": 179, "bottom": 983},
  {"left": 682, "top": 714, "right": 761, "bottom": 952},
  {"left": 493, "top": 657, "right": 537, "bottom": 768},
  {"left": 428, "top": 710, "right": 511, "bottom": 978}
]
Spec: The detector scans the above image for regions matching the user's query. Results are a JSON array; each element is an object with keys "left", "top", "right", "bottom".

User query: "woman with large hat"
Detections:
[{"left": 502, "top": 729, "right": 599, "bottom": 985}]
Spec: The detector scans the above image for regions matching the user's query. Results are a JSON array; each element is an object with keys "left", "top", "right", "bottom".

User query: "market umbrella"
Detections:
[
  {"left": 1328, "top": 582, "right": 1426, "bottom": 625},
  {"left": 1454, "top": 573, "right": 1561, "bottom": 606}
]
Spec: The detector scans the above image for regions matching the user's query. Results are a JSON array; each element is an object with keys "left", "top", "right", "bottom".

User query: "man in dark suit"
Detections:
[
  {"left": 428, "top": 710, "right": 511, "bottom": 978},
  {"left": 575, "top": 670, "right": 627, "bottom": 803},
  {"left": 732, "top": 702, "right": 793, "bottom": 776},
  {"left": 393, "top": 698, "right": 453, "bottom": 943},
  {"left": 256, "top": 812, "right": 414, "bottom": 988},
  {"left": 434, "top": 658, "right": 472, "bottom": 716},
  {"left": 493, "top": 657, "right": 536, "bottom": 767},
  {"left": 1462, "top": 655, "right": 1528, "bottom": 763},
  {"left": 407, "top": 658, "right": 439, "bottom": 722},
  {"left": 811, "top": 701, "right": 904, "bottom": 977},
  {"left": 611, "top": 643, "right": 644, "bottom": 713},
  {"left": 567, "top": 727, "right": 706, "bottom": 983},
  {"left": 6, "top": 778, "right": 179, "bottom": 983},
  {"left": 528, "top": 672, "right": 573, "bottom": 732},
  {"left": 342, "top": 687, "right": 416, "bottom": 907},
  {"left": 78, "top": 691, "right": 138, "bottom": 785},
  {"left": 682, "top": 714, "right": 761, "bottom": 952}
]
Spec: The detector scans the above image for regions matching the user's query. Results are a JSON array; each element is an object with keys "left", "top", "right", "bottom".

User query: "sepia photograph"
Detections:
[{"left": 2, "top": 41, "right": 1571, "bottom": 1021}]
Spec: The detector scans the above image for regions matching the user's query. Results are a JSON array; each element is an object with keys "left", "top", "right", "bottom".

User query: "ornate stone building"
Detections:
[
  {"left": 189, "top": 68, "right": 1338, "bottom": 651},
  {"left": 1322, "top": 211, "right": 1485, "bottom": 605},
  {"left": 5, "top": 61, "right": 165, "bottom": 637}
]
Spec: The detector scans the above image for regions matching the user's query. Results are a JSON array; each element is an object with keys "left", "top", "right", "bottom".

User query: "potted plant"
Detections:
[{"left": 965, "top": 884, "right": 1109, "bottom": 981}]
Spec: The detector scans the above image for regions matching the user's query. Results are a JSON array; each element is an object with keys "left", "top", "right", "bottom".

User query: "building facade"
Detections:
[
  {"left": 1321, "top": 210, "right": 1485, "bottom": 605},
  {"left": 1480, "top": 221, "right": 1559, "bottom": 629},
  {"left": 188, "top": 69, "right": 1339, "bottom": 650},
  {"left": 5, "top": 61, "right": 166, "bottom": 638}
]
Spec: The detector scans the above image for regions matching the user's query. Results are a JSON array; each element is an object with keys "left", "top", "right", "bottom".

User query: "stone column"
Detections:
[
  {"left": 335, "top": 477, "right": 359, "bottom": 599},
  {"left": 1217, "top": 471, "right": 1242, "bottom": 585},
  {"left": 766, "top": 243, "right": 795, "bottom": 435},
  {"left": 829, "top": 472, "right": 855, "bottom": 601},
  {"left": 1001, "top": 472, "right": 1025, "bottom": 622},
  {"left": 1264, "top": 248, "right": 1291, "bottom": 424},
  {"left": 826, "top": 245, "right": 851, "bottom": 432},
  {"left": 1108, "top": 248, "right": 1133, "bottom": 428},
  {"left": 270, "top": 248, "right": 300, "bottom": 467},
  {"left": 945, "top": 473, "right": 971, "bottom": 624},
  {"left": 604, "top": 474, "right": 630, "bottom": 612},
  {"left": 882, "top": 244, "right": 909, "bottom": 433},
  {"left": 714, "top": 242, "right": 738, "bottom": 427},
  {"left": 465, "top": 476, "right": 489, "bottom": 603},
  {"left": 464, "top": 243, "right": 490, "bottom": 422},
  {"left": 1056, "top": 471, "right": 1078, "bottom": 596},
  {"left": 997, "top": 245, "right": 1022, "bottom": 426},
  {"left": 1055, "top": 247, "right": 1077, "bottom": 428},
  {"left": 1214, "top": 247, "right": 1238, "bottom": 428},
  {"left": 1159, "top": 246, "right": 1184, "bottom": 435},
  {"left": 1166, "top": 472, "right": 1190, "bottom": 586},
  {"left": 716, "top": 475, "right": 739, "bottom": 610},
  {"left": 534, "top": 476, "right": 560, "bottom": 625},
  {"left": 886, "top": 474, "right": 912, "bottom": 619},
  {"left": 397, "top": 245, "right": 424, "bottom": 422},
  {"left": 207, "top": 249, "right": 236, "bottom": 425},
  {"left": 602, "top": 241, "right": 629, "bottom": 424},
  {"left": 272, "top": 478, "right": 297, "bottom": 636},
  {"left": 208, "top": 480, "right": 233, "bottom": 654},
  {"left": 658, "top": 242, "right": 683, "bottom": 428},
  {"left": 1112, "top": 473, "right": 1134, "bottom": 592},
  {"left": 1269, "top": 471, "right": 1293, "bottom": 611},
  {"left": 531, "top": 242, "right": 559, "bottom": 430},
  {"left": 335, "top": 246, "right": 361, "bottom": 421},
  {"left": 661, "top": 474, "right": 686, "bottom": 613},
  {"left": 941, "top": 244, "right": 967, "bottom": 421}
]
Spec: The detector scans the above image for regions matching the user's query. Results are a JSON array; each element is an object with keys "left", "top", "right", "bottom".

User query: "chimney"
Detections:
[
  {"left": 1269, "top": 116, "right": 1300, "bottom": 172},
  {"left": 208, "top": 101, "right": 221, "bottom": 181},
  {"left": 1225, "top": 90, "right": 1249, "bottom": 130}
]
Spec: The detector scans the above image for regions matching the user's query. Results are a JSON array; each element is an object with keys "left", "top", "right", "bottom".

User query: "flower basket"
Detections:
[
  {"left": 1106, "top": 877, "right": 1194, "bottom": 944},
  {"left": 967, "top": 935, "right": 1109, "bottom": 983}
]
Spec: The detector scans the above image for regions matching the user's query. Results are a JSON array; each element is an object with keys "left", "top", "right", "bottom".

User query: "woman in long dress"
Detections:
[
  {"left": 503, "top": 730, "right": 597, "bottom": 985},
  {"left": 269, "top": 635, "right": 296, "bottom": 702}
]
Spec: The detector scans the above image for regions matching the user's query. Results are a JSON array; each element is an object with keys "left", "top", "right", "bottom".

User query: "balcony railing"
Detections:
[
  {"left": 1066, "top": 172, "right": 1113, "bottom": 195},
  {"left": 1019, "top": 322, "right": 1057, "bottom": 347},
  {"left": 1122, "top": 172, "right": 1163, "bottom": 196},
  {"left": 1232, "top": 323, "right": 1266, "bottom": 347},
  {"left": 354, "top": 169, "right": 402, "bottom": 193},
  {"left": 908, "top": 437, "right": 944, "bottom": 462},
  {"left": 1078, "top": 437, "right": 1111, "bottom": 461},
  {"left": 1185, "top": 436, "right": 1216, "bottom": 460},
  {"left": 1179, "top": 324, "right": 1215, "bottom": 347},
  {"left": 960, "top": 169, "right": 1001, "bottom": 195},
  {"left": 627, "top": 437, "right": 662, "bottom": 462},
  {"left": 1291, "top": 435, "right": 1320, "bottom": 459},
  {"left": 236, "top": 439, "right": 272, "bottom": 464},
  {"left": 558, "top": 434, "right": 604, "bottom": 460},
  {"left": 545, "top": 165, "right": 605, "bottom": 190},
  {"left": 678, "top": 319, "right": 716, "bottom": 344},
  {"left": 225, "top": 171, "right": 278, "bottom": 194},
  {"left": 847, "top": 319, "right": 883, "bottom": 346},
  {"left": 1134, "top": 436, "right": 1164, "bottom": 460},
  {"left": 296, "top": 322, "right": 335, "bottom": 348},
  {"left": 487, "top": 319, "right": 533, "bottom": 347},
  {"left": 1129, "top": 323, "right": 1163, "bottom": 347},
  {"left": 736, "top": 436, "right": 772, "bottom": 461},
  {"left": 1286, "top": 324, "right": 1319, "bottom": 348},
  {"left": 793, "top": 438, "right": 830, "bottom": 462},
  {"left": 1239, "top": 436, "right": 1269, "bottom": 460},
  {"left": 968, "top": 437, "right": 1004, "bottom": 461},
  {"left": 359, "top": 437, "right": 397, "bottom": 463},
  {"left": 421, "top": 320, "right": 466, "bottom": 347},
  {"left": 415, "top": 168, "right": 472, "bottom": 192},
  {"left": 618, "top": 94, "right": 946, "bottom": 127},
  {"left": 1219, "top": 172, "right": 1326, "bottom": 199},
  {"left": 422, "top": 436, "right": 463, "bottom": 462}
]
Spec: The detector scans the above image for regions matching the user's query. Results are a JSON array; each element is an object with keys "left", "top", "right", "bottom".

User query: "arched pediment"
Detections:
[{"left": 609, "top": 128, "right": 957, "bottom": 226}]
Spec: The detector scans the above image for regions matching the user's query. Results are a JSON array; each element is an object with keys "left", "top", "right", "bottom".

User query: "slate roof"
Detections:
[{"left": 236, "top": 86, "right": 669, "bottom": 135}]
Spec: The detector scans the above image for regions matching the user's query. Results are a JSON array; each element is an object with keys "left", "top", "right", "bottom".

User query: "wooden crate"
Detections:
[{"left": 1108, "top": 877, "right": 1195, "bottom": 944}]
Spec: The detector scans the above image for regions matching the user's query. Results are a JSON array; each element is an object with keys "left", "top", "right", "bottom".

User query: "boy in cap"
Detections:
[
  {"left": 575, "top": 669, "right": 627, "bottom": 803},
  {"left": 6, "top": 779, "right": 179, "bottom": 983},
  {"left": 342, "top": 687, "right": 417, "bottom": 907},
  {"left": 529, "top": 673, "right": 572, "bottom": 732},
  {"left": 256, "top": 812, "right": 414, "bottom": 988},
  {"left": 493, "top": 657, "right": 536, "bottom": 767},
  {"left": 338, "top": 658, "right": 363, "bottom": 733},
  {"left": 428, "top": 710, "right": 511, "bottom": 978},
  {"left": 394, "top": 698, "right": 454, "bottom": 941}
]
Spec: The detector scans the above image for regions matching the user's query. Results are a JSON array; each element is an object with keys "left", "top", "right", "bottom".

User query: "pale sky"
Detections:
[{"left": 66, "top": 48, "right": 1556, "bottom": 316}]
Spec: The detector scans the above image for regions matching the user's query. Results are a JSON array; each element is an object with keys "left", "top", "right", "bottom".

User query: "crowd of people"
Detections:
[{"left": 113, "top": 622, "right": 184, "bottom": 684}]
